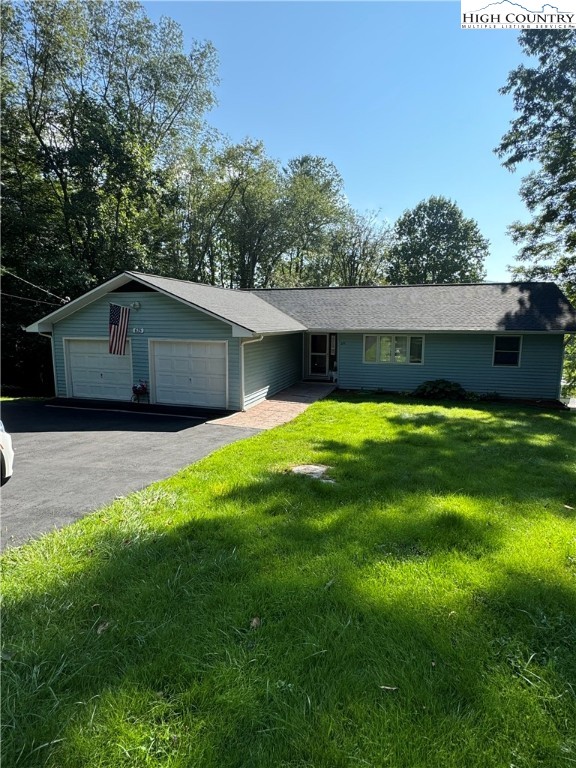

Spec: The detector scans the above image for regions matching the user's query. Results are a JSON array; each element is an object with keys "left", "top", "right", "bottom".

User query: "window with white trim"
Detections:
[
  {"left": 363, "top": 335, "right": 424, "bottom": 364},
  {"left": 493, "top": 335, "right": 521, "bottom": 366}
]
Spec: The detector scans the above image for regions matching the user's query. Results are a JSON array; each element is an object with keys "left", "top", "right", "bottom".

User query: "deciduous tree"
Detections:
[
  {"left": 276, "top": 156, "right": 346, "bottom": 286},
  {"left": 386, "top": 196, "right": 488, "bottom": 285},
  {"left": 1, "top": 0, "right": 217, "bottom": 391},
  {"left": 496, "top": 30, "right": 576, "bottom": 392},
  {"left": 324, "top": 211, "right": 390, "bottom": 286}
]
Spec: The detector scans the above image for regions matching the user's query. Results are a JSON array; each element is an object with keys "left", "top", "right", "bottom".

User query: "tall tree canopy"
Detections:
[
  {"left": 2, "top": 0, "right": 217, "bottom": 288},
  {"left": 386, "top": 196, "right": 488, "bottom": 285},
  {"left": 325, "top": 211, "right": 390, "bottom": 287},
  {"left": 1, "top": 0, "right": 218, "bottom": 390},
  {"left": 496, "top": 30, "right": 576, "bottom": 391},
  {"left": 0, "top": 0, "right": 492, "bottom": 394},
  {"left": 166, "top": 143, "right": 348, "bottom": 289},
  {"left": 496, "top": 30, "right": 576, "bottom": 291},
  {"left": 275, "top": 155, "right": 347, "bottom": 286}
]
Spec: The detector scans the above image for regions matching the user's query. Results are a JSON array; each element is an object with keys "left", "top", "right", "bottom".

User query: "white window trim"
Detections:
[
  {"left": 363, "top": 334, "right": 425, "bottom": 365},
  {"left": 492, "top": 335, "right": 522, "bottom": 368}
]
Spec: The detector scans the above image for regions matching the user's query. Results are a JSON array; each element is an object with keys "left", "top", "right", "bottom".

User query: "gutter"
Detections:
[{"left": 239, "top": 335, "right": 264, "bottom": 411}]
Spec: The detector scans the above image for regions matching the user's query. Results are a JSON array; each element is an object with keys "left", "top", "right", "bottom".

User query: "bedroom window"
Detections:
[
  {"left": 363, "top": 335, "right": 424, "bottom": 364},
  {"left": 493, "top": 335, "right": 521, "bottom": 366}
]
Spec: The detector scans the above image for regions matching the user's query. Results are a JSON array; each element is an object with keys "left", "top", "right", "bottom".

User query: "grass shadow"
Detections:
[{"left": 2, "top": 396, "right": 575, "bottom": 767}]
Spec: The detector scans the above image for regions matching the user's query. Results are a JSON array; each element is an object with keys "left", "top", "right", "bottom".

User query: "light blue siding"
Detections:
[
  {"left": 52, "top": 291, "right": 243, "bottom": 409},
  {"left": 243, "top": 333, "right": 303, "bottom": 409},
  {"left": 50, "top": 290, "right": 566, "bottom": 408},
  {"left": 338, "top": 333, "right": 564, "bottom": 399}
]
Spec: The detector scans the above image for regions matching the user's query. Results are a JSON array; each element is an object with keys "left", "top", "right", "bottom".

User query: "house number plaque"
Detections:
[{"left": 132, "top": 328, "right": 144, "bottom": 334}]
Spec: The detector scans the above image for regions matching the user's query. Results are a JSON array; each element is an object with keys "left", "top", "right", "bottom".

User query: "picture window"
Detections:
[{"left": 363, "top": 335, "right": 424, "bottom": 365}]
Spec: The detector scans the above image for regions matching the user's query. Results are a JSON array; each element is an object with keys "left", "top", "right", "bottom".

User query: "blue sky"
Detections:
[{"left": 144, "top": 1, "right": 532, "bottom": 282}]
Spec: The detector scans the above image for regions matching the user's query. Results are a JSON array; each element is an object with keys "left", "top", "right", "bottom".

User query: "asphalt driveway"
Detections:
[{"left": 0, "top": 401, "right": 260, "bottom": 551}]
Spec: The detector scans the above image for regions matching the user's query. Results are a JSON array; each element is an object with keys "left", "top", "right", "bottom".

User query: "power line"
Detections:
[
  {"left": 0, "top": 291, "right": 62, "bottom": 307},
  {"left": 0, "top": 269, "right": 69, "bottom": 303}
]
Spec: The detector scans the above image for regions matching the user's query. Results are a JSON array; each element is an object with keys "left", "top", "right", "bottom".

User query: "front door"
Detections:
[{"left": 308, "top": 333, "right": 337, "bottom": 379}]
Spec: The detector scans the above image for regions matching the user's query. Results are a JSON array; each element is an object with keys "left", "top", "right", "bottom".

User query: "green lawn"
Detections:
[{"left": 2, "top": 396, "right": 575, "bottom": 768}]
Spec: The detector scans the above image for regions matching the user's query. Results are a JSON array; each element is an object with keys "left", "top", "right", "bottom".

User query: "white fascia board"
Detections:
[
  {"left": 237, "top": 328, "right": 306, "bottom": 338},
  {"left": 26, "top": 273, "right": 133, "bottom": 333},
  {"left": 25, "top": 271, "right": 254, "bottom": 336},
  {"left": 121, "top": 273, "right": 255, "bottom": 336},
  {"left": 131, "top": 277, "right": 304, "bottom": 336},
  {"left": 26, "top": 271, "right": 266, "bottom": 337}
]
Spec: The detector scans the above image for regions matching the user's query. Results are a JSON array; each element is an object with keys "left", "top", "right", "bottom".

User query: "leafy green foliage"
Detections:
[
  {"left": 167, "top": 144, "right": 350, "bottom": 289},
  {"left": 412, "top": 379, "right": 468, "bottom": 400},
  {"left": 1, "top": 0, "right": 218, "bottom": 391},
  {"left": 274, "top": 155, "right": 348, "bottom": 286},
  {"left": 216, "top": 142, "right": 289, "bottom": 289},
  {"left": 496, "top": 31, "right": 576, "bottom": 278},
  {"left": 325, "top": 210, "right": 391, "bottom": 287},
  {"left": 387, "top": 196, "right": 489, "bottom": 285},
  {"left": 496, "top": 30, "right": 576, "bottom": 392},
  {"left": 2, "top": 398, "right": 576, "bottom": 767}
]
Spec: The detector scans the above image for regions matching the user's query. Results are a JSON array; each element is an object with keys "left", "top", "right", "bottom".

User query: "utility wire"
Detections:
[
  {"left": 0, "top": 291, "right": 62, "bottom": 307},
  {"left": 0, "top": 268, "right": 69, "bottom": 303}
]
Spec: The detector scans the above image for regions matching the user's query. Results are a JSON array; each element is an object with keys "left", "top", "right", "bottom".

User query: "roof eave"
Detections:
[
  {"left": 26, "top": 273, "right": 134, "bottom": 333},
  {"left": 127, "top": 272, "right": 303, "bottom": 336},
  {"left": 26, "top": 270, "right": 305, "bottom": 336}
]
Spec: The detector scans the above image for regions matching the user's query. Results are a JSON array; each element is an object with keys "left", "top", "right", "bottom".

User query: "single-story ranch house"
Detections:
[{"left": 27, "top": 271, "right": 576, "bottom": 409}]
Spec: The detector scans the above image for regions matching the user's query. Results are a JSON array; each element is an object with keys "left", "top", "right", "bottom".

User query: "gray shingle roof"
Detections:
[
  {"left": 27, "top": 272, "right": 576, "bottom": 336},
  {"left": 253, "top": 282, "right": 576, "bottom": 332},
  {"left": 127, "top": 272, "right": 305, "bottom": 334}
]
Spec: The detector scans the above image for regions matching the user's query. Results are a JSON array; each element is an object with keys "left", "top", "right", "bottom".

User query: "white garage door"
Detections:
[
  {"left": 152, "top": 340, "right": 227, "bottom": 408},
  {"left": 66, "top": 339, "right": 132, "bottom": 400}
]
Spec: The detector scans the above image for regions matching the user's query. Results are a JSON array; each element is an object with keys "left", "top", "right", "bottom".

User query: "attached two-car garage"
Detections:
[
  {"left": 31, "top": 271, "right": 310, "bottom": 412},
  {"left": 65, "top": 338, "right": 227, "bottom": 408}
]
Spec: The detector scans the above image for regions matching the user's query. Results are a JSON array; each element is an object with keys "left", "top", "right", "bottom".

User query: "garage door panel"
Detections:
[
  {"left": 172, "top": 358, "right": 191, "bottom": 373},
  {"left": 190, "top": 375, "right": 209, "bottom": 389},
  {"left": 191, "top": 359, "right": 207, "bottom": 375},
  {"left": 209, "top": 359, "right": 226, "bottom": 374},
  {"left": 166, "top": 374, "right": 192, "bottom": 388},
  {"left": 198, "top": 345, "right": 217, "bottom": 358},
  {"left": 67, "top": 339, "right": 132, "bottom": 400},
  {"left": 153, "top": 341, "right": 227, "bottom": 408}
]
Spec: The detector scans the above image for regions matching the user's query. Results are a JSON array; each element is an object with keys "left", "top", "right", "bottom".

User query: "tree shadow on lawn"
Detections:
[
  {"left": 316, "top": 401, "right": 575, "bottom": 508},
  {"left": 3, "top": 513, "right": 575, "bottom": 768},
  {"left": 2, "top": 403, "right": 575, "bottom": 767},
  {"left": 229, "top": 401, "right": 575, "bottom": 526}
]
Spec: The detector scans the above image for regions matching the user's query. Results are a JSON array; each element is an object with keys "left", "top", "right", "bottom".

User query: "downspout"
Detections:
[{"left": 240, "top": 334, "right": 264, "bottom": 411}]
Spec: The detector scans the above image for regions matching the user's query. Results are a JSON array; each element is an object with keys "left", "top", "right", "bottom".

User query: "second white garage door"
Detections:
[{"left": 152, "top": 340, "right": 227, "bottom": 408}]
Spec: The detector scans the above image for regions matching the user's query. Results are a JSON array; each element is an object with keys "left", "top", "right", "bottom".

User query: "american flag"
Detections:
[{"left": 109, "top": 304, "right": 130, "bottom": 355}]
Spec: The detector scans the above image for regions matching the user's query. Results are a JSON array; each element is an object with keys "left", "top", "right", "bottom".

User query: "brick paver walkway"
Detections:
[{"left": 209, "top": 383, "right": 335, "bottom": 430}]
